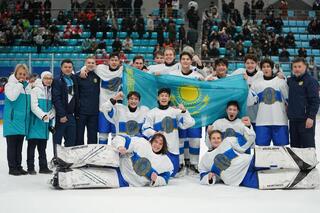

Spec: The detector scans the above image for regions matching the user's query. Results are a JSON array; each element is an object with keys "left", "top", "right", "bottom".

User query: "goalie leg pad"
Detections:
[
  {"left": 57, "top": 167, "right": 121, "bottom": 189},
  {"left": 56, "top": 144, "right": 119, "bottom": 168},
  {"left": 254, "top": 146, "right": 318, "bottom": 170},
  {"left": 258, "top": 168, "right": 320, "bottom": 190}
]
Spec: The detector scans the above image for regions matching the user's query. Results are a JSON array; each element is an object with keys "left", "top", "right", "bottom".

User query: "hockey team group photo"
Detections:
[{"left": 0, "top": 0, "right": 320, "bottom": 212}]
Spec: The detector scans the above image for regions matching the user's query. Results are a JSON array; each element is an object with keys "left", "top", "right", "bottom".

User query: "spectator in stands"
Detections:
[
  {"left": 163, "top": 39, "right": 174, "bottom": 48},
  {"left": 153, "top": 43, "right": 163, "bottom": 55},
  {"left": 71, "top": 0, "right": 81, "bottom": 13},
  {"left": 235, "top": 41, "right": 245, "bottom": 60},
  {"left": 146, "top": 15, "right": 154, "bottom": 39},
  {"left": 97, "top": 38, "right": 106, "bottom": 50},
  {"left": 134, "top": 0, "right": 143, "bottom": 17},
  {"left": 279, "top": 47, "right": 290, "bottom": 62},
  {"left": 20, "top": 29, "right": 32, "bottom": 45},
  {"left": 34, "top": 33, "right": 44, "bottom": 54},
  {"left": 285, "top": 32, "right": 296, "bottom": 48},
  {"left": 255, "top": 0, "right": 264, "bottom": 10},
  {"left": 72, "top": 24, "right": 83, "bottom": 39},
  {"left": 123, "top": 36, "right": 133, "bottom": 53},
  {"left": 159, "top": 0, "right": 166, "bottom": 18},
  {"left": 168, "top": 20, "right": 176, "bottom": 43},
  {"left": 121, "top": 16, "right": 134, "bottom": 37},
  {"left": 172, "top": 0, "right": 179, "bottom": 18},
  {"left": 95, "top": 49, "right": 109, "bottom": 65},
  {"left": 309, "top": 36, "right": 320, "bottom": 49},
  {"left": 276, "top": 34, "right": 286, "bottom": 48},
  {"left": 273, "top": 16, "right": 284, "bottom": 34},
  {"left": 221, "top": 0, "right": 230, "bottom": 20},
  {"left": 208, "top": 39, "right": 220, "bottom": 58},
  {"left": 156, "top": 24, "right": 165, "bottom": 46},
  {"left": 119, "top": 50, "right": 128, "bottom": 63},
  {"left": 298, "top": 47, "right": 307, "bottom": 58},
  {"left": 308, "top": 19, "right": 319, "bottom": 34},
  {"left": 122, "top": 0, "right": 132, "bottom": 17},
  {"left": 186, "top": 4, "right": 200, "bottom": 30},
  {"left": 112, "top": 37, "right": 123, "bottom": 52},
  {"left": 57, "top": 10, "right": 67, "bottom": 24},
  {"left": 63, "top": 22, "right": 73, "bottom": 39},
  {"left": 166, "top": 0, "right": 173, "bottom": 17},
  {"left": 309, "top": 56, "right": 319, "bottom": 80},
  {"left": 132, "top": 55, "right": 148, "bottom": 71},
  {"left": 187, "top": 28, "right": 198, "bottom": 49},
  {"left": 12, "top": 24, "right": 23, "bottom": 39},
  {"left": 243, "top": 2, "right": 251, "bottom": 20},
  {"left": 136, "top": 16, "right": 146, "bottom": 39},
  {"left": 270, "top": 37, "right": 279, "bottom": 56},
  {"left": 178, "top": 24, "right": 186, "bottom": 45},
  {"left": 218, "top": 28, "right": 229, "bottom": 47},
  {"left": 279, "top": 0, "right": 288, "bottom": 16},
  {"left": 231, "top": 9, "right": 242, "bottom": 26},
  {"left": 313, "top": 0, "right": 320, "bottom": 10}
]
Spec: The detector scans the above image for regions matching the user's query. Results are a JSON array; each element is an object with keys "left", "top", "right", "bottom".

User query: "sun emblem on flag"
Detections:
[{"left": 171, "top": 85, "right": 209, "bottom": 116}]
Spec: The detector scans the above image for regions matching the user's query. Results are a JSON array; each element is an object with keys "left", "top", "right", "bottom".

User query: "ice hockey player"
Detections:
[
  {"left": 248, "top": 58, "right": 289, "bottom": 146},
  {"left": 51, "top": 133, "right": 173, "bottom": 189},
  {"left": 142, "top": 88, "right": 195, "bottom": 177},
  {"left": 80, "top": 52, "right": 123, "bottom": 144},
  {"left": 207, "top": 101, "right": 255, "bottom": 153},
  {"left": 100, "top": 91, "right": 149, "bottom": 137},
  {"left": 199, "top": 129, "right": 320, "bottom": 189}
]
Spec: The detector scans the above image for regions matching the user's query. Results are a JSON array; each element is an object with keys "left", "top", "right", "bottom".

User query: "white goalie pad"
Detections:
[
  {"left": 57, "top": 167, "right": 120, "bottom": 189},
  {"left": 254, "top": 146, "right": 318, "bottom": 170},
  {"left": 258, "top": 168, "right": 320, "bottom": 190},
  {"left": 56, "top": 144, "right": 120, "bottom": 168}
]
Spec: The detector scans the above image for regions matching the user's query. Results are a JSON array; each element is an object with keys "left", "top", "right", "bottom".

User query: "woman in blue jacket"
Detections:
[
  {"left": 27, "top": 71, "right": 55, "bottom": 175},
  {"left": 3, "top": 64, "right": 31, "bottom": 176}
]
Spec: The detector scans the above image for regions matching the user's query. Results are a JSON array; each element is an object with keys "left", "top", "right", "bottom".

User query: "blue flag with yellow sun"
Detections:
[{"left": 122, "top": 65, "right": 248, "bottom": 128}]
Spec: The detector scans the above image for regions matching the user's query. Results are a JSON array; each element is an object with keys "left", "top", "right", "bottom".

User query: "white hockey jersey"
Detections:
[
  {"left": 207, "top": 118, "right": 256, "bottom": 150},
  {"left": 199, "top": 137, "right": 253, "bottom": 186},
  {"left": 147, "top": 63, "right": 180, "bottom": 74},
  {"left": 83, "top": 64, "right": 123, "bottom": 110},
  {"left": 112, "top": 136, "right": 174, "bottom": 187},
  {"left": 168, "top": 68, "right": 204, "bottom": 80},
  {"left": 248, "top": 76, "right": 288, "bottom": 126},
  {"left": 231, "top": 68, "right": 264, "bottom": 123},
  {"left": 100, "top": 99, "right": 149, "bottom": 136},
  {"left": 142, "top": 107, "right": 195, "bottom": 155}
]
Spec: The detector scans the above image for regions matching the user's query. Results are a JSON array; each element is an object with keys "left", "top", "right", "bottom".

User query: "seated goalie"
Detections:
[
  {"left": 51, "top": 133, "right": 174, "bottom": 189},
  {"left": 199, "top": 129, "right": 320, "bottom": 189}
]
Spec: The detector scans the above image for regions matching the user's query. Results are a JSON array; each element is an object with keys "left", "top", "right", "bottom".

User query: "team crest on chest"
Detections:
[
  {"left": 214, "top": 154, "right": 231, "bottom": 172},
  {"left": 223, "top": 128, "right": 236, "bottom": 139},
  {"left": 161, "top": 116, "right": 175, "bottom": 133},
  {"left": 262, "top": 87, "right": 277, "bottom": 105},
  {"left": 125, "top": 120, "right": 140, "bottom": 136}
]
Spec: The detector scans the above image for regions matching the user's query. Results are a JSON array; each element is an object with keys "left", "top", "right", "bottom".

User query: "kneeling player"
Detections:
[
  {"left": 51, "top": 133, "right": 173, "bottom": 189},
  {"left": 199, "top": 130, "right": 319, "bottom": 189}
]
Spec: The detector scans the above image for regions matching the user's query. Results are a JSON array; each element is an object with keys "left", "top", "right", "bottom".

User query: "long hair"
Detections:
[{"left": 150, "top": 133, "right": 168, "bottom": 155}]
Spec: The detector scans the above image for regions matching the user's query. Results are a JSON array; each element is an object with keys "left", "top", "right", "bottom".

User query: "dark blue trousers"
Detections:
[
  {"left": 53, "top": 114, "right": 77, "bottom": 148},
  {"left": 76, "top": 114, "right": 98, "bottom": 145}
]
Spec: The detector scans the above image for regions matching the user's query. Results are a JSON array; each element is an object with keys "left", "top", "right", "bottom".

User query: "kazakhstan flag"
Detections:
[{"left": 122, "top": 65, "right": 248, "bottom": 128}]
